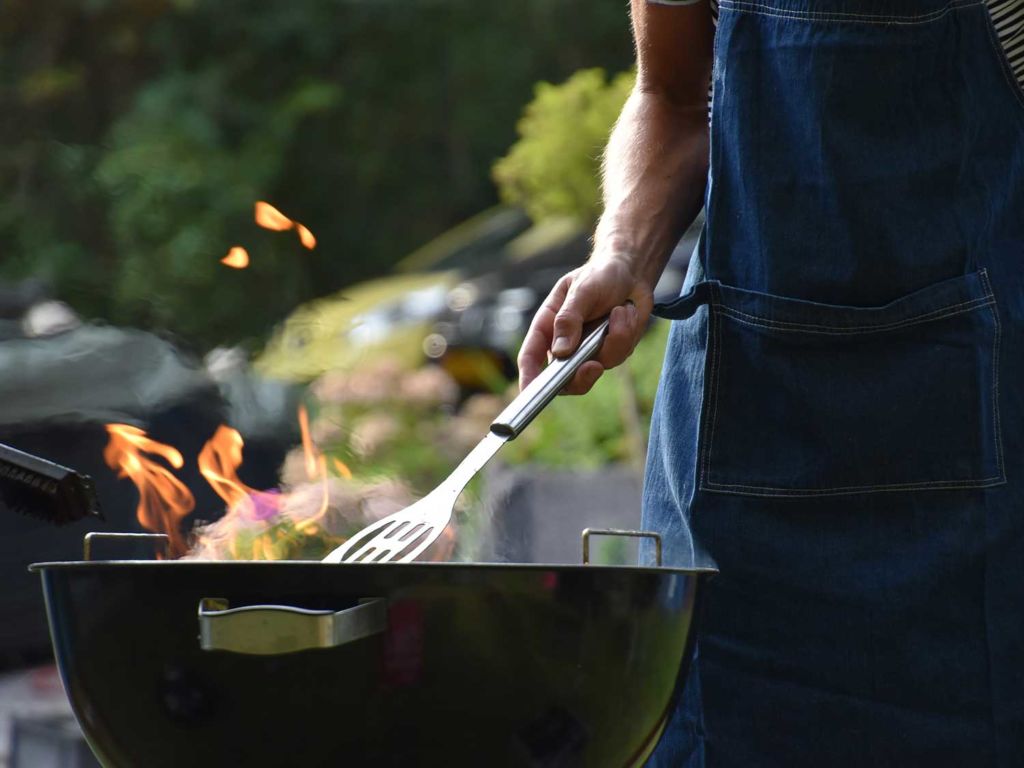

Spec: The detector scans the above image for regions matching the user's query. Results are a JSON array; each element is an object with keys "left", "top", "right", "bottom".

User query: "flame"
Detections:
[
  {"left": 290, "top": 404, "right": 331, "bottom": 531},
  {"left": 295, "top": 222, "right": 317, "bottom": 250},
  {"left": 298, "top": 404, "right": 319, "bottom": 480},
  {"left": 254, "top": 201, "right": 293, "bottom": 232},
  {"left": 221, "top": 246, "right": 250, "bottom": 269},
  {"left": 197, "top": 425, "right": 276, "bottom": 520},
  {"left": 102, "top": 406, "right": 446, "bottom": 563},
  {"left": 104, "top": 410, "right": 365, "bottom": 562},
  {"left": 103, "top": 424, "right": 195, "bottom": 558},
  {"left": 254, "top": 201, "right": 317, "bottom": 250},
  {"left": 188, "top": 408, "right": 332, "bottom": 556}
]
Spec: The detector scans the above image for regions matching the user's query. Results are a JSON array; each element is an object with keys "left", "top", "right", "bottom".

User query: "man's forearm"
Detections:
[
  {"left": 593, "top": 88, "right": 710, "bottom": 290},
  {"left": 517, "top": 1, "right": 712, "bottom": 392}
]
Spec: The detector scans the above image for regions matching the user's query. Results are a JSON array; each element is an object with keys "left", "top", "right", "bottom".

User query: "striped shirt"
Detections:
[
  {"left": 990, "top": 0, "right": 1024, "bottom": 86},
  {"left": 651, "top": 0, "right": 1024, "bottom": 90}
]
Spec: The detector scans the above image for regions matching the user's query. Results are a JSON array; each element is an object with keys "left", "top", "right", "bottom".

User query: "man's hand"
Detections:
[{"left": 517, "top": 255, "right": 654, "bottom": 394}]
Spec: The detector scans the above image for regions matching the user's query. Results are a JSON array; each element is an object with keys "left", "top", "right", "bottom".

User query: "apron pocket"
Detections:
[{"left": 699, "top": 269, "right": 1004, "bottom": 497}]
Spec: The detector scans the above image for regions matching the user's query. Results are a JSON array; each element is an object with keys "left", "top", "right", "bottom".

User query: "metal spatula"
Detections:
[{"left": 322, "top": 317, "right": 610, "bottom": 564}]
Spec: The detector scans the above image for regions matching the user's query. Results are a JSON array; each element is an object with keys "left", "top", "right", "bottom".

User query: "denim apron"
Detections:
[{"left": 642, "top": 1, "right": 1024, "bottom": 765}]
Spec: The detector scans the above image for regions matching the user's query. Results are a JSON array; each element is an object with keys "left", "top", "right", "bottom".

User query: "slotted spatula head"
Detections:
[
  {"left": 321, "top": 493, "right": 450, "bottom": 564},
  {"left": 322, "top": 431, "right": 508, "bottom": 564}
]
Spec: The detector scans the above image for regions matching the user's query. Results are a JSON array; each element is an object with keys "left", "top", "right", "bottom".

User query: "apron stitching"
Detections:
[
  {"left": 715, "top": 290, "right": 993, "bottom": 328},
  {"left": 699, "top": 288, "right": 725, "bottom": 491},
  {"left": 703, "top": 476, "right": 1006, "bottom": 494},
  {"left": 716, "top": 297, "right": 994, "bottom": 334},
  {"left": 718, "top": 0, "right": 982, "bottom": 25},
  {"left": 979, "top": 268, "right": 1007, "bottom": 479}
]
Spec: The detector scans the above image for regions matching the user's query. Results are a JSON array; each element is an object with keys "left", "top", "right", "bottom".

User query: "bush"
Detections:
[{"left": 493, "top": 68, "right": 635, "bottom": 224}]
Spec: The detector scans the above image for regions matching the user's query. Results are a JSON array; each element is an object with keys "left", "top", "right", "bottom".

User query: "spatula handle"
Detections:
[{"left": 490, "top": 317, "right": 610, "bottom": 439}]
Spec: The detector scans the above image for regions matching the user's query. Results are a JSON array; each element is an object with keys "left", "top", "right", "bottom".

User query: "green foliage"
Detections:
[
  {"left": 493, "top": 68, "right": 635, "bottom": 224},
  {"left": 95, "top": 74, "right": 342, "bottom": 346},
  {"left": 0, "top": 0, "right": 633, "bottom": 349}
]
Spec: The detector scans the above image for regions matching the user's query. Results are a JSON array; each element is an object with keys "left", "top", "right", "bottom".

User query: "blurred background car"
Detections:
[{"left": 256, "top": 206, "right": 531, "bottom": 383}]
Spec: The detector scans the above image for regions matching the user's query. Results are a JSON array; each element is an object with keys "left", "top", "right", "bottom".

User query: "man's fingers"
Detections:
[
  {"left": 518, "top": 276, "right": 572, "bottom": 389},
  {"left": 594, "top": 303, "right": 638, "bottom": 370},
  {"left": 562, "top": 360, "right": 605, "bottom": 395},
  {"left": 518, "top": 265, "right": 653, "bottom": 393},
  {"left": 552, "top": 282, "right": 600, "bottom": 358},
  {"left": 518, "top": 302, "right": 555, "bottom": 385},
  {"left": 629, "top": 287, "right": 654, "bottom": 328},
  {"left": 517, "top": 327, "right": 549, "bottom": 391}
]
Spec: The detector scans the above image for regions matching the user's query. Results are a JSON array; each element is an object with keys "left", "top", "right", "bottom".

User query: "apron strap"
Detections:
[{"left": 652, "top": 280, "right": 717, "bottom": 320}]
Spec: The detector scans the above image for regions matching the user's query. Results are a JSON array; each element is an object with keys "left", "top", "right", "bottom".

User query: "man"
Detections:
[{"left": 519, "top": 0, "right": 1024, "bottom": 765}]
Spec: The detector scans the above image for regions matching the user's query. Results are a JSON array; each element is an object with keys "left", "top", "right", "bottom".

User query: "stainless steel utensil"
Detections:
[{"left": 322, "top": 317, "right": 611, "bottom": 564}]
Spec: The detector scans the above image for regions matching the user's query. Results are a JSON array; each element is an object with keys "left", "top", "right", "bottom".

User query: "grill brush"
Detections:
[{"left": 0, "top": 442, "right": 102, "bottom": 525}]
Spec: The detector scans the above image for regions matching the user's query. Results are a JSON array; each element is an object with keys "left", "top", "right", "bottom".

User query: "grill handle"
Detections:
[
  {"left": 84, "top": 532, "right": 168, "bottom": 561},
  {"left": 198, "top": 598, "right": 386, "bottom": 655},
  {"left": 582, "top": 528, "right": 663, "bottom": 567}
]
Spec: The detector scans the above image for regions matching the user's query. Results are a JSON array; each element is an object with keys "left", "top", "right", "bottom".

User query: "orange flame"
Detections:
[
  {"left": 254, "top": 201, "right": 317, "bottom": 250},
  {"left": 103, "top": 424, "right": 195, "bottom": 558},
  {"left": 295, "top": 222, "right": 317, "bottom": 250},
  {"left": 189, "top": 409, "right": 332, "bottom": 552},
  {"left": 221, "top": 246, "right": 250, "bottom": 269},
  {"left": 103, "top": 410, "right": 403, "bottom": 562},
  {"left": 254, "top": 201, "right": 293, "bottom": 232},
  {"left": 298, "top": 404, "right": 319, "bottom": 481},
  {"left": 197, "top": 425, "right": 260, "bottom": 516},
  {"left": 288, "top": 404, "right": 330, "bottom": 531}
]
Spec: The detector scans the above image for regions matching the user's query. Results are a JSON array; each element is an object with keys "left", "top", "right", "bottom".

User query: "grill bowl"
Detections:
[{"left": 32, "top": 559, "right": 710, "bottom": 767}]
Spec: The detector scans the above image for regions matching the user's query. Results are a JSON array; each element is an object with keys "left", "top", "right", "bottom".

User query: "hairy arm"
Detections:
[
  {"left": 598, "top": 0, "right": 713, "bottom": 290},
  {"left": 518, "top": 0, "right": 714, "bottom": 393}
]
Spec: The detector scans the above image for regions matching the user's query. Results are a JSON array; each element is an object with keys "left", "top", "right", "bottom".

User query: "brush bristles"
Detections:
[{"left": 0, "top": 443, "right": 102, "bottom": 526}]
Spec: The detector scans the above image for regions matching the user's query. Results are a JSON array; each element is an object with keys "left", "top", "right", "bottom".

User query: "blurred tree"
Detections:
[
  {"left": 493, "top": 68, "right": 634, "bottom": 224},
  {"left": 0, "top": 0, "right": 633, "bottom": 349}
]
